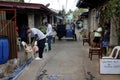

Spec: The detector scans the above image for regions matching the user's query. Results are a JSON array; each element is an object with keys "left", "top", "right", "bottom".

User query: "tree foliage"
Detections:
[
  {"left": 72, "top": 8, "right": 87, "bottom": 20},
  {"left": 103, "top": 0, "right": 120, "bottom": 22},
  {"left": 104, "top": 0, "right": 120, "bottom": 44}
]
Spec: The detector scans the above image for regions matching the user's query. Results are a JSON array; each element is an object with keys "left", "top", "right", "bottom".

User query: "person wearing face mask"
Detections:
[{"left": 26, "top": 27, "right": 46, "bottom": 60}]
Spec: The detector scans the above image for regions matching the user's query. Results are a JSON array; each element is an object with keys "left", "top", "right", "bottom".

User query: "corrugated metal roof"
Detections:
[{"left": 0, "top": 1, "right": 56, "bottom": 14}]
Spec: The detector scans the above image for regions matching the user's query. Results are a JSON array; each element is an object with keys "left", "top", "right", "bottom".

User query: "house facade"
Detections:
[
  {"left": 76, "top": 0, "right": 109, "bottom": 45},
  {"left": 0, "top": 1, "right": 60, "bottom": 60}
]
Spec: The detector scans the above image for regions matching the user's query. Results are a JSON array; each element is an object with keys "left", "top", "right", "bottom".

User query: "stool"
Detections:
[
  {"left": 44, "top": 42, "right": 49, "bottom": 52},
  {"left": 89, "top": 47, "right": 102, "bottom": 60}
]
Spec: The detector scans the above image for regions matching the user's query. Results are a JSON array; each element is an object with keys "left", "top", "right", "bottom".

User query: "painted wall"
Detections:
[{"left": 28, "top": 13, "right": 34, "bottom": 28}]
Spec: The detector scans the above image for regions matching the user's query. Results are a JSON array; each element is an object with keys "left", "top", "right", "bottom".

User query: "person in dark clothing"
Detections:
[
  {"left": 102, "top": 23, "right": 110, "bottom": 56},
  {"left": 71, "top": 22, "right": 77, "bottom": 41}
]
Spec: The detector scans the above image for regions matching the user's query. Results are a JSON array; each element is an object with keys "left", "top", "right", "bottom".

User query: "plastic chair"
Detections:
[
  {"left": 102, "top": 46, "right": 120, "bottom": 59},
  {"left": 44, "top": 42, "right": 49, "bottom": 52},
  {"left": 17, "top": 37, "right": 21, "bottom": 51}
]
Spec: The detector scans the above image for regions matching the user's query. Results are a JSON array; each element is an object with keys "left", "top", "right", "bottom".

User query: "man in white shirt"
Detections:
[
  {"left": 27, "top": 27, "right": 46, "bottom": 60},
  {"left": 45, "top": 22, "right": 53, "bottom": 51}
]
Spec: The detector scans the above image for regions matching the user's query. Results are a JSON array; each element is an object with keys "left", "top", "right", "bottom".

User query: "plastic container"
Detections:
[
  {"left": 66, "top": 29, "right": 73, "bottom": 37},
  {"left": 0, "top": 36, "right": 9, "bottom": 64}
]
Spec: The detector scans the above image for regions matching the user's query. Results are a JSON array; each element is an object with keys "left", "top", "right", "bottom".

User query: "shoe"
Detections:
[{"left": 35, "top": 57, "right": 42, "bottom": 60}]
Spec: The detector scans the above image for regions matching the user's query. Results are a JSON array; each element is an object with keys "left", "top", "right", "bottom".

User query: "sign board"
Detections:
[{"left": 100, "top": 59, "right": 120, "bottom": 74}]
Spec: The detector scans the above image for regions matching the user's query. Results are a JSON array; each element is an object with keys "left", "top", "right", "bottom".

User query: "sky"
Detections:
[{"left": 24, "top": 0, "right": 78, "bottom": 12}]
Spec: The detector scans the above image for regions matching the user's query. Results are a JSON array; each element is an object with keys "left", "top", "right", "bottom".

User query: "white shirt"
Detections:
[
  {"left": 31, "top": 28, "right": 46, "bottom": 40},
  {"left": 46, "top": 24, "right": 53, "bottom": 36},
  {"left": 94, "top": 27, "right": 102, "bottom": 37}
]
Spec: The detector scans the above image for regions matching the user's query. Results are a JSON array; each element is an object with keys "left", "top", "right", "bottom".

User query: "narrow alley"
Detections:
[{"left": 18, "top": 34, "right": 120, "bottom": 80}]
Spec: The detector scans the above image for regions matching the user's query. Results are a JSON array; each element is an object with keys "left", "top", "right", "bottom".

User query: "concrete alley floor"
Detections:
[{"left": 18, "top": 36, "right": 120, "bottom": 80}]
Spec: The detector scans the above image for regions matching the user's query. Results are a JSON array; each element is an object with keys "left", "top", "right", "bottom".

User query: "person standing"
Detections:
[
  {"left": 93, "top": 23, "right": 103, "bottom": 47},
  {"left": 27, "top": 27, "right": 46, "bottom": 60},
  {"left": 102, "top": 23, "right": 110, "bottom": 55},
  {"left": 71, "top": 21, "right": 77, "bottom": 41},
  {"left": 45, "top": 22, "right": 53, "bottom": 51}
]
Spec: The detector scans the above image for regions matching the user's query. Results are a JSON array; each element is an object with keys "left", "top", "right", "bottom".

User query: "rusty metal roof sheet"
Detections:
[
  {"left": 76, "top": 0, "right": 108, "bottom": 8},
  {"left": 0, "top": 1, "right": 56, "bottom": 14}
]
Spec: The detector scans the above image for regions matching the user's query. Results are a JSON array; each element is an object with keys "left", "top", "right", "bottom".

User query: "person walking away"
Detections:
[
  {"left": 27, "top": 27, "right": 46, "bottom": 60},
  {"left": 102, "top": 23, "right": 110, "bottom": 56},
  {"left": 45, "top": 22, "right": 53, "bottom": 51},
  {"left": 93, "top": 23, "right": 103, "bottom": 47},
  {"left": 71, "top": 21, "right": 77, "bottom": 41}
]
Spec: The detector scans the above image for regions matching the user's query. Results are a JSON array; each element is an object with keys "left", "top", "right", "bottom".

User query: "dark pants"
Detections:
[
  {"left": 47, "top": 36, "right": 52, "bottom": 50},
  {"left": 53, "top": 36, "right": 55, "bottom": 43},
  {"left": 37, "top": 38, "right": 46, "bottom": 58},
  {"left": 103, "top": 47, "right": 107, "bottom": 56}
]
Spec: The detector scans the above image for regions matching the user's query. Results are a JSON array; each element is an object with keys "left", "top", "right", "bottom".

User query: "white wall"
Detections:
[{"left": 28, "top": 14, "right": 35, "bottom": 28}]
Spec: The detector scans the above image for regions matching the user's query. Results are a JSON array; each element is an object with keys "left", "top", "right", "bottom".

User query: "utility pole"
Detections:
[{"left": 66, "top": 0, "right": 67, "bottom": 12}]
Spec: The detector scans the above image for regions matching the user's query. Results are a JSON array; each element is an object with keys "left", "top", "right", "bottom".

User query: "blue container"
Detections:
[
  {"left": 0, "top": 36, "right": 9, "bottom": 64},
  {"left": 66, "top": 29, "right": 73, "bottom": 37}
]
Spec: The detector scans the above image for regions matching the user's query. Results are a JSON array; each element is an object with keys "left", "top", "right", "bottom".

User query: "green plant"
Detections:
[
  {"left": 38, "top": 26, "right": 46, "bottom": 34},
  {"left": 101, "top": 0, "right": 120, "bottom": 44}
]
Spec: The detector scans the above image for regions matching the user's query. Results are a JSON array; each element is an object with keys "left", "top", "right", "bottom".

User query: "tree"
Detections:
[
  {"left": 72, "top": 8, "right": 88, "bottom": 21},
  {"left": 101, "top": 0, "right": 120, "bottom": 45},
  {"left": 106, "top": 0, "right": 120, "bottom": 44}
]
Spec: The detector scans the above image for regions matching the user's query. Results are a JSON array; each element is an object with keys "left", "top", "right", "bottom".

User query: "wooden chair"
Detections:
[
  {"left": 89, "top": 42, "right": 103, "bottom": 60},
  {"left": 83, "top": 38, "right": 90, "bottom": 45},
  {"left": 83, "top": 32, "right": 90, "bottom": 46}
]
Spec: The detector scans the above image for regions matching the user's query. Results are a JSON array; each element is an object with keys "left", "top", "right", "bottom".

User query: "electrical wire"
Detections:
[{"left": 57, "top": 0, "right": 61, "bottom": 10}]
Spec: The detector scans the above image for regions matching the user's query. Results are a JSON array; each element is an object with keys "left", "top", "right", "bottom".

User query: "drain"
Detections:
[{"left": 36, "top": 69, "right": 47, "bottom": 80}]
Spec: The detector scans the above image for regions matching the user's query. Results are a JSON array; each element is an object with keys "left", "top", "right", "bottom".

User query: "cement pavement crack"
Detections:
[{"left": 35, "top": 52, "right": 58, "bottom": 80}]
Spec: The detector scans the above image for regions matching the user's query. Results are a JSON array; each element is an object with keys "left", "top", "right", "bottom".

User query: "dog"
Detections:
[{"left": 21, "top": 41, "right": 39, "bottom": 59}]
